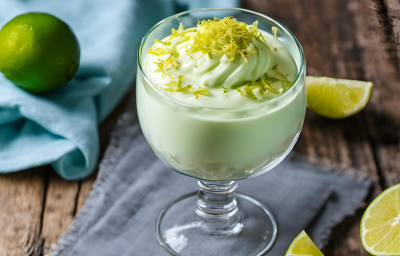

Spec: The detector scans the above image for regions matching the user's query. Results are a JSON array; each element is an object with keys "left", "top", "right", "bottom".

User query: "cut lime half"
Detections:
[
  {"left": 285, "top": 230, "right": 324, "bottom": 256},
  {"left": 306, "top": 76, "right": 373, "bottom": 119},
  {"left": 361, "top": 183, "right": 400, "bottom": 255}
]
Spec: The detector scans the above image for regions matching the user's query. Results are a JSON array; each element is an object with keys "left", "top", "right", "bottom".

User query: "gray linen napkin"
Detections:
[{"left": 49, "top": 99, "right": 371, "bottom": 256}]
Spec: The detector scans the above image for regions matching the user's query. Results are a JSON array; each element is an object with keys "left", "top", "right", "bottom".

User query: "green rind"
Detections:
[{"left": 360, "top": 183, "right": 400, "bottom": 256}]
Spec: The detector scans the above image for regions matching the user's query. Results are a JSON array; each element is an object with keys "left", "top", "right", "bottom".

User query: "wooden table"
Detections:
[{"left": 0, "top": 0, "right": 398, "bottom": 255}]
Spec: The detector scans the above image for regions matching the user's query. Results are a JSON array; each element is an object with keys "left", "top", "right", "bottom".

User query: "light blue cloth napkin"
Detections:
[
  {"left": 0, "top": 0, "right": 239, "bottom": 180},
  {"left": 0, "top": 0, "right": 182, "bottom": 180}
]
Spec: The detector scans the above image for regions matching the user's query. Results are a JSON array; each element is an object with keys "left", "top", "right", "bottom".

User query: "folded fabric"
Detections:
[
  {"left": 49, "top": 98, "right": 371, "bottom": 256},
  {"left": 0, "top": 0, "right": 176, "bottom": 179}
]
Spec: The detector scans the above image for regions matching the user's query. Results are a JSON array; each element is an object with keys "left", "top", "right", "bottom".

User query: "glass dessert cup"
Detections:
[{"left": 137, "top": 8, "right": 306, "bottom": 256}]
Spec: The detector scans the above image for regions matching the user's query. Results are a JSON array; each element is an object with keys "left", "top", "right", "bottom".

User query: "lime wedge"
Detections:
[
  {"left": 361, "top": 183, "right": 400, "bottom": 255},
  {"left": 306, "top": 76, "right": 373, "bottom": 119},
  {"left": 285, "top": 230, "right": 324, "bottom": 256}
]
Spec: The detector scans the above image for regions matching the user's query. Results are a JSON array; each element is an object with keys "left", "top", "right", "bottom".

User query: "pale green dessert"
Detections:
[{"left": 137, "top": 17, "right": 306, "bottom": 180}]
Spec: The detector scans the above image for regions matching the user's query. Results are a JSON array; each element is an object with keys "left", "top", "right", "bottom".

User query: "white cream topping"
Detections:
[{"left": 143, "top": 30, "right": 297, "bottom": 109}]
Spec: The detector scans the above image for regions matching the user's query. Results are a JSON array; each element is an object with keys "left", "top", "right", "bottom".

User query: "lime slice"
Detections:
[
  {"left": 306, "top": 76, "right": 373, "bottom": 119},
  {"left": 285, "top": 230, "right": 324, "bottom": 256},
  {"left": 360, "top": 183, "right": 400, "bottom": 255}
]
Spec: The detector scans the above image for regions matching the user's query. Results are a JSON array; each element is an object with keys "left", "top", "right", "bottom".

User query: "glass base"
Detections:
[{"left": 156, "top": 192, "right": 277, "bottom": 256}]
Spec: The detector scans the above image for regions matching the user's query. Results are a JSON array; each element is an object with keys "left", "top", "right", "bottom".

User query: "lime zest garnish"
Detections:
[
  {"left": 271, "top": 64, "right": 293, "bottom": 92},
  {"left": 261, "top": 79, "right": 280, "bottom": 94},
  {"left": 264, "top": 73, "right": 281, "bottom": 84},
  {"left": 161, "top": 74, "right": 185, "bottom": 92},
  {"left": 149, "top": 20, "right": 293, "bottom": 101},
  {"left": 193, "top": 87, "right": 211, "bottom": 99},
  {"left": 148, "top": 46, "right": 168, "bottom": 56},
  {"left": 169, "top": 45, "right": 180, "bottom": 58},
  {"left": 170, "top": 23, "right": 196, "bottom": 39},
  {"left": 283, "top": 80, "right": 293, "bottom": 92},
  {"left": 179, "top": 17, "right": 268, "bottom": 64},
  {"left": 154, "top": 39, "right": 171, "bottom": 45},
  {"left": 150, "top": 17, "right": 271, "bottom": 99},
  {"left": 271, "top": 64, "right": 287, "bottom": 80},
  {"left": 271, "top": 26, "right": 278, "bottom": 38},
  {"left": 236, "top": 66, "right": 293, "bottom": 100},
  {"left": 151, "top": 44, "right": 181, "bottom": 79},
  {"left": 221, "top": 86, "right": 228, "bottom": 97},
  {"left": 149, "top": 44, "right": 180, "bottom": 57},
  {"left": 161, "top": 74, "right": 210, "bottom": 99},
  {"left": 153, "top": 59, "right": 177, "bottom": 79},
  {"left": 236, "top": 88, "right": 244, "bottom": 97},
  {"left": 244, "top": 85, "right": 257, "bottom": 100},
  {"left": 165, "top": 55, "right": 177, "bottom": 67}
]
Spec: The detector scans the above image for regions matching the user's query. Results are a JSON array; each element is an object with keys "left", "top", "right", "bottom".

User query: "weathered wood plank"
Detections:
[
  {"left": 242, "top": 0, "right": 380, "bottom": 255},
  {"left": 0, "top": 167, "right": 47, "bottom": 256},
  {"left": 367, "top": 0, "right": 400, "bottom": 188},
  {"left": 384, "top": 0, "right": 400, "bottom": 16},
  {"left": 41, "top": 171, "right": 79, "bottom": 255},
  {"left": 384, "top": 0, "right": 400, "bottom": 64}
]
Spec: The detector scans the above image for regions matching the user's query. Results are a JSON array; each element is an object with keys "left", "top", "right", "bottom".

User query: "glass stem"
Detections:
[{"left": 196, "top": 180, "right": 243, "bottom": 236}]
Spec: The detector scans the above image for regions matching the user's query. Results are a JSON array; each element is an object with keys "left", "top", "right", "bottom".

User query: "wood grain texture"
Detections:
[
  {"left": 384, "top": 0, "right": 400, "bottom": 67},
  {"left": 0, "top": 167, "right": 47, "bottom": 256},
  {"left": 367, "top": 0, "right": 400, "bottom": 188},
  {"left": 41, "top": 172, "right": 79, "bottom": 255},
  {"left": 384, "top": 0, "right": 400, "bottom": 16}
]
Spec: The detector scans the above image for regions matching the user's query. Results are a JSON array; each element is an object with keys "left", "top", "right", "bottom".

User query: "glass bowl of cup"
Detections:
[{"left": 137, "top": 8, "right": 306, "bottom": 256}]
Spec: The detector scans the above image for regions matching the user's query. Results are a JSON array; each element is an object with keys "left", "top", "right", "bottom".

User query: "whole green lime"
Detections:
[{"left": 0, "top": 13, "right": 80, "bottom": 93}]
